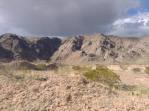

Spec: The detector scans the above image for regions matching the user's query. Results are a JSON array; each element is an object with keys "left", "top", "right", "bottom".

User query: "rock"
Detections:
[
  {"left": 32, "top": 37, "right": 61, "bottom": 60},
  {"left": 0, "top": 33, "right": 37, "bottom": 61},
  {"left": 66, "top": 94, "right": 72, "bottom": 102},
  {"left": 0, "top": 45, "right": 13, "bottom": 61},
  {"left": 52, "top": 34, "right": 149, "bottom": 64},
  {"left": 0, "top": 33, "right": 61, "bottom": 61},
  {"left": 0, "top": 33, "right": 149, "bottom": 64},
  {"left": 47, "top": 63, "right": 58, "bottom": 70},
  {"left": 71, "top": 35, "right": 84, "bottom": 51}
]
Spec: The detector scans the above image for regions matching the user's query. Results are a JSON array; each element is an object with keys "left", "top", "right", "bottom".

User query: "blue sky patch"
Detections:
[{"left": 128, "top": 0, "right": 149, "bottom": 15}]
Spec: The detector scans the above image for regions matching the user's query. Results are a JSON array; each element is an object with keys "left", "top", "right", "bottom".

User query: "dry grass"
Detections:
[
  {"left": 83, "top": 66, "right": 120, "bottom": 87},
  {"left": 0, "top": 63, "right": 149, "bottom": 111},
  {"left": 145, "top": 67, "right": 149, "bottom": 74},
  {"left": 132, "top": 68, "right": 141, "bottom": 73}
]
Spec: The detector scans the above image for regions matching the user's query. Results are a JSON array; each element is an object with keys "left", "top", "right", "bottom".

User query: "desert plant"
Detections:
[
  {"left": 120, "top": 84, "right": 149, "bottom": 96},
  {"left": 13, "top": 75, "right": 25, "bottom": 81},
  {"left": 35, "top": 77, "right": 48, "bottom": 81},
  {"left": 145, "top": 67, "right": 149, "bottom": 74},
  {"left": 119, "top": 84, "right": 137, "bottom": 91},
  {"left": 72, "top": 65, "right": 81, "bottom": 70},
  {"left": 47, "top": 63, "right": 58, "bottom": 70},
  {"left": 18, "top": 61, "right": 36, "bottom": 70},
  {"left": 34, "top": 64, "right": 47, "bottom": 71},
  {"left": 18, "top": 62, "right": 47, "bottom": 71},
  {"left": 83, "top": 66, "right": 120, "bottom": 87},
  {"left": 132, "top": 68, "right": 141, "bottom": 73}
]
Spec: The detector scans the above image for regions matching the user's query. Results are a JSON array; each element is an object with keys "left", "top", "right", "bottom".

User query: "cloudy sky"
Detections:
[{"left": 0, "top": 0, "right": 149, "bottom": 37}]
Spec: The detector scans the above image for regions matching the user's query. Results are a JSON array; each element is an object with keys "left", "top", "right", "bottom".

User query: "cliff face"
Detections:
[
  {"left": 0, "top": 33, "right": 149, "bottom": 64},
  {"left": 52, "top": 34, "right": 149, "bottom": 64},
  {"left": 0, "top": 33, "right": 61, "bottom": 61}
]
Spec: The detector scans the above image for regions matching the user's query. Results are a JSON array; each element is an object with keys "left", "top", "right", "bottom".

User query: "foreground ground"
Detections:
[{"left": 0, "top": 63, "right": 149, "bottom": 111}]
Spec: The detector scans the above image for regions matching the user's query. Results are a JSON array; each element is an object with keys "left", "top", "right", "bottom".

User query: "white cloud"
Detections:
[{"left": 110, "top": 12, "right": 149, "bottom": 37}]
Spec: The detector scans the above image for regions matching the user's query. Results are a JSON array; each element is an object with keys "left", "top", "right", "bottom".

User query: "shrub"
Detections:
[
  {"left": 132, "top": 68, "right": 141, "bottom": 73},
  {"left": 145, "top": 67, "right": 149, "bottom": 74},
  {"left": 83, "top": 66, "right": 120, "bottom": 87},
  {"left": 35, "top": 77, "right": 48, "bottom": 81},
  {"left": 18, "top": 61, "right": 36, "bottom": 70},
  {"left": 47, "top": 63, "right": 58, "bottom": 70},
  {"left": 34, "top": 64, "right": 47, "bottom": 71},
  {"left": 119, "top": 84, "right": 137, "bottom": 91},
  {"left": 72, "top": 66, "right": 81, "bottom": 70},
  {"left": 13, "top": 75, "right": 25, "bottom": 81},
  {"left": 18, "top": 62, "right": 47, "bottom": 71}
]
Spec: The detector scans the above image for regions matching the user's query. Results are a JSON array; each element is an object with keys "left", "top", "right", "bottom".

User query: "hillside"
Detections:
[
  {"left": 0, "top": 33, "right": 149, "bottom": 110},
  {"left": 0, "top": 33, "right": 149, "bottom": 64}
]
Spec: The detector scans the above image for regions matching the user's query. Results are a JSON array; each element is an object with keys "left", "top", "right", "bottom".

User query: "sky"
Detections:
[{"left": 0, "top": 0, "right": 149, "bottom": 37}]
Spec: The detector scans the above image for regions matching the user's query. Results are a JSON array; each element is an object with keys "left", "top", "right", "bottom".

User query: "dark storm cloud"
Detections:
[{"left": 0, "top": 0, "right": 139, "bottom": 36}]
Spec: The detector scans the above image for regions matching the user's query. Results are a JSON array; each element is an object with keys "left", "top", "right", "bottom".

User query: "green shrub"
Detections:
[
  {"left": 72, "top": 65, "right": 90, "bottom": 72},
  {"left": 18, "top": 61, "right": 36, "bottom": 70},
  {"left": 132, "top": 68, "right": 141, "bottom": 73},
  {"left": 34, "top": 64, "right": 47, "bottom": 71},
  {"left": 18, "top": 62, "right": 47, "bottom": 71},
  {"left": 83, "top": 66, "right": 120, "bottom": 87},
  {"left": 145, "top": 67, "right": 149, "bottom": 74}
]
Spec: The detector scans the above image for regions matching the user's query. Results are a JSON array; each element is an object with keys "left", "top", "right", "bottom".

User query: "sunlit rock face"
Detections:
[{"left": 0, "top": 33, "right": 149, "bottom": 64}]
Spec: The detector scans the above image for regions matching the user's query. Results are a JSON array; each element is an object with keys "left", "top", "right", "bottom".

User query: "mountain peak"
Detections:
[{"left": 0, "top": 33, "right": 148, "bottom": 64}]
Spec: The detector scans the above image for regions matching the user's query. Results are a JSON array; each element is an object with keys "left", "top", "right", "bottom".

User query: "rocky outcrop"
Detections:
[
  {"left": 52, "top": 34, "right": 149, "bottom": 64},
  {"left": 0, "top": 33, "right": 61, "bottom": 61},
  {"left": 0, "top": 33, "right": 149, "bottom": 64},
  {"left": 0, "top": 33, "right": 37, "bottom": 61},
  {"left": 0, "top": 45, "right": 13, "bottom": 61},
  {"left": 32, "top": 37, "right": 61, "bottom": 60}
]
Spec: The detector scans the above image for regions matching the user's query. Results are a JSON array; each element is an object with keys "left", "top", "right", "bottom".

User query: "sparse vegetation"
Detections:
[
  {"left": 0, "top": 63, "right": 149, "bottom": 111},
  {"left": 18, "top": 61, "right": 37, "bottom": 70},
  {"left": 145, "top": 67, "right": 149, "bottom": 74},
  {"left": 34, "top": 64, "right": 47, "bottom": 71},
  {"left": 119, "top": 84, "right": 149, "bottom": 96},
  {"left": 35, "top": 76, "right": 48, "bottom": 81},
  {"left": 18, "top": 62, "right": 57, "bottom": 71},
  {"left": 133, "top": 86, "right": 149, "bottom": 95},
  {"left": 83, "top": 66, "right": 120, "bottom": 87},
  {"left": 120, "top": 84, "right": 137, "bottom": 91},
  {"left": 132, "top": 68, "right": 141, "bottom": 73},
  {"left": 47, "top": 63, "right": 58, "bottom": 70},
  {"left": 13, "top": 75, "right": 25, "bottom": 81},
  {"left": 72, "top": 65, "right": 81, "bottom": 70}
]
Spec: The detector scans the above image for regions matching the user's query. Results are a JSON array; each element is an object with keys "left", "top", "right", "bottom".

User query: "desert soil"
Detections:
[{"left": 0, "top": 66, "right": 149, "bottom": 111}]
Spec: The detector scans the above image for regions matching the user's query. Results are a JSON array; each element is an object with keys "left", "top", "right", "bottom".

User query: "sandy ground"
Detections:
[
  {"left": 0, "top": 65, "right": 149, "bottom": 111},
  {"left": 108, "top": 65, "right": 149, "bottom": 88}
]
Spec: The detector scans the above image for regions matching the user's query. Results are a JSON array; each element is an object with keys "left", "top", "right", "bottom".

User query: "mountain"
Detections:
[
  {"left": 0, "top": 33, "right": 61, "bottom": 62},
  {"left": 0, "top": 33, "right": 149, "bottom": 64},
  {"left": 52, "top": 34, "right": 149, "bottom": 64}
]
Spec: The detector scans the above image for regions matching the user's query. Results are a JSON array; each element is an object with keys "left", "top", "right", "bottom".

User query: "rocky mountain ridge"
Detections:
[{"left": 0, "top": 33, "right": 149, "bottom": 64}]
